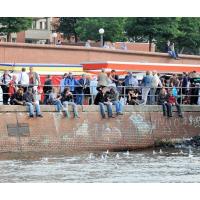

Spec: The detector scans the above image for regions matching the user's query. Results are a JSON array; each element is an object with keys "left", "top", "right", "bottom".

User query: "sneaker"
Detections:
[
  {"left": 109, "top": 115, "right": 115, "bottom": 118},
  {"left": 118, "top": 112, "right": 123, "bottom": 115},
  {"left": 102, "top": 114, "right": 106, "bottom": 119},
  {"left": 36, "top": 114, "right": 43, "bottom": 118},
  {"left": 29, "top": 114, "right": 34, "bottom": 118}
]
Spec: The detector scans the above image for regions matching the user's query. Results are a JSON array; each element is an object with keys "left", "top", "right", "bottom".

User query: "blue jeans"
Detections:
[
  {"left": 26, "top": 102, "right": 41, "bottom": 116},
  {"left": 168, "top": 51, "right": 177, "bottom": 59},
  {"left": 76, "top": 93, "right": 84, "bottom": 105},
  {"left": 162, "top": 103, "right": 168, "bottom": 116},
  {"left": 63, "top": 101, "right": 79, "bottom": 117},
  {"left": 112, "top": 101, "right": 123, "bottom": 113},
  {"left": 167, "top": 103, "right": 182, "bottom": 117},
  {"left": 99, "top": 102, "right": 113, "bottom": 117},
  {"left": 53, "top": 99, "right": 63, "bottom": 112}
]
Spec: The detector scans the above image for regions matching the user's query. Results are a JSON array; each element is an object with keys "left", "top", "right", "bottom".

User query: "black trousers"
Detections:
[{"left": 1, "top": 85, "right": 9, "bottom": 105}]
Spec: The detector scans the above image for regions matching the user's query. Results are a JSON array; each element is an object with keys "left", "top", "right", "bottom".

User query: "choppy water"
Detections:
[{"left": 0, "top": 148, "right": 200, "bottom": 183}]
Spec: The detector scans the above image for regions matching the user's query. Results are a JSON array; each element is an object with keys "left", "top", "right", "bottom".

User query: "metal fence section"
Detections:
[{"left": 0, "top": 83, "right": 200, "bottom": 105}]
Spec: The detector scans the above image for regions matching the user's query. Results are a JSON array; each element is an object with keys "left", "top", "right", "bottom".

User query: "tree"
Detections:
[
  {"left": 56, "top": 17, "right": 82, "bottom": 42},
  {"left": 0, "top": 17, "right": 32, "bottom": 42},
  {"left": 125, "top": 17, "right": 180, "bottom": 51},
  {"left": 75, "top": 17, "right": 127, "bottom": 43},
  {"left": 176, "top": 17, "right": 200, "bottom": 55}
]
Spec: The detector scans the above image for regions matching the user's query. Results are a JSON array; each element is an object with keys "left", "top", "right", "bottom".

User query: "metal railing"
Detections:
[{"left": 0, "top": 83, "right": 199, "bottom": 105}]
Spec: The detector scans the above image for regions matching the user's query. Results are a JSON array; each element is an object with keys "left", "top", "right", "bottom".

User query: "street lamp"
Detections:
[
  {"left": 52, "top": 32, "right": 58, "bottom": 45},
  {"left": 99, "top": 28, "right": 104, "bottom": 47}
]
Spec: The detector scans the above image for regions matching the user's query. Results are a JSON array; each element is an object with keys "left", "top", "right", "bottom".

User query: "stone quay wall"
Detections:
[{"left": 0, "top": 105, "right": 199, "bottom": 153}]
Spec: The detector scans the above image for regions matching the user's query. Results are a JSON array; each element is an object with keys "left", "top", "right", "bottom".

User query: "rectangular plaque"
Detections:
[{"left": 7, "top": 123, "right": 30, "bottom": 137}]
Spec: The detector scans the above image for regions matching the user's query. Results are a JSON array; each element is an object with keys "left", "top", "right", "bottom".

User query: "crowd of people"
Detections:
[{"left": 0, "top": 67, "right": 199, "bottom": 118}]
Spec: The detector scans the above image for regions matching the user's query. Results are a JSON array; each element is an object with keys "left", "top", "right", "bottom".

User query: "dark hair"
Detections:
[{"left": 22, "top": 68, "right": 26, "bottom": 72}]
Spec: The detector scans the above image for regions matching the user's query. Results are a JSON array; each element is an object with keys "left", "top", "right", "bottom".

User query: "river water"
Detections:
[{"left": 0, "top": 148, "right": 200, "bottom": 183}]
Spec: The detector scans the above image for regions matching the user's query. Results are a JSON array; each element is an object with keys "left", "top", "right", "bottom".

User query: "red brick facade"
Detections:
[
  {"left": 0, "top": 42, "right": 200, "bottom": 65},
  {"left": 0, "top": 105, "right": 199, "bottom": 153}
]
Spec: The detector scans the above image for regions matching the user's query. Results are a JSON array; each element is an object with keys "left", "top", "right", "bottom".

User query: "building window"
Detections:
[
  {"left": 32, "top": 20, "right": 36, "bottom": 29},
  {"left": 40, "top": 22, "right": 43, "bottom": 30},
  {"left": 44, "top": 21, "right": 47, "bottom": 30}
]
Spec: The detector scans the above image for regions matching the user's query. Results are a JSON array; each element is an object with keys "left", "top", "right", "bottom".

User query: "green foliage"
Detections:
[
  {"left": 176, "top": 17, "right": 200, "bottom": 54},
  {"left": 75, "top": 17, "right": 127, "bottom": 42},
  {"left": 54, "top": 17, "right": 200, "bottom": 55},
  {"left": 56, "top": 17, "right": 82, "bottom": 42},
  {"left": 125, "top": 17, "right": 180, "bottom": 51},
  {"left": 0, "top": 17, "right": 32, "bottom": 39}
]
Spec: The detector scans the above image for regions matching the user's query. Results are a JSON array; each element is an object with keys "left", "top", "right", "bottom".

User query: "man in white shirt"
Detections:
[
  {"left": 18, "top": 68, "right": 29, "bottom": 92},
  {"left": 150, "top": 71, "right": 162, "bottom": 105}
]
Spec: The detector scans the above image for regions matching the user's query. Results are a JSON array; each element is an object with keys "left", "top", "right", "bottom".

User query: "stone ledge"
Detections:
[
  {"left": 0, "top": 105, "right": 199, "bottom": 112},
  {"left": 1, "top": 42, "right": 200, "bottom": 60}
]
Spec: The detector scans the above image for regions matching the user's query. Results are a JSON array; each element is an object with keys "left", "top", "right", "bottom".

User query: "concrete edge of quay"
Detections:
[{"left": 0, "top": 105, "right": 199, "bottom": 113}]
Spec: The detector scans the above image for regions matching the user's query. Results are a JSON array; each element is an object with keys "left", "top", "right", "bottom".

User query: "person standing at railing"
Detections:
[
  {"left": 141, "top": 71, "right": 152, "bottom": 105},
  {"left": 65, "top": 72, "right": 78, "bottom": 96},
  {"left": 0, "top": 70, "right": 12, "bottom": 105},
  {"left": 28, "top": 67, "right": 41, "bottom": 100},
  {"left": 150, "top": 71, "right": 162, "bottom": 105},
  {"left": 18, "top": 68, "right": 29, "bottom": 93},
  {"left": 97, "top": 69, "right": 109, "bottom": 88},
  {"left": 124, "top": 72, "right": 139, "bottom": 101},
  {"left": 181, "top": 72, "right": 189, "bottom": 95},
  {"left": 8, "top": 75, "right": 18, "bottom": 101},
  {"left": 76, "top": 74, "right": 90, "bottom": 105},
  {"left": 59, "top": 73, "right": 68, "bottom": 93},
  {"left": 43, "top": 75, "right": 53, "bottom": 104}
]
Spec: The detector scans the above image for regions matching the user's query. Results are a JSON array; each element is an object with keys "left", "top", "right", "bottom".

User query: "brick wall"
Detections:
[
  {"left": 0, "top": 42, "right": 200, "bottom": 65},
  {"left": 0, "top": 105, "right": 199, "bottom": 153}
]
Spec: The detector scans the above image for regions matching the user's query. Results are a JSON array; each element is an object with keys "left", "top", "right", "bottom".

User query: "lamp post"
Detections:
[
  {"left": 99, "top": 28, "right": 104, "bottom": 47},
  {"left": 52, "top": 32, "right": 58, "bottom": 45}
]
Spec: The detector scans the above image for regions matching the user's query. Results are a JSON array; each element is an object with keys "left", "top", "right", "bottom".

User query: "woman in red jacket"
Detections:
[{"left": 166, "top": 90, "right": 183, "bottom": 118}]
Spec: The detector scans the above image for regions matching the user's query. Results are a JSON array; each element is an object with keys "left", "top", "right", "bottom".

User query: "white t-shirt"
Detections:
[{"left": 18, "top": 72, "right": 29, "bottom": 85}]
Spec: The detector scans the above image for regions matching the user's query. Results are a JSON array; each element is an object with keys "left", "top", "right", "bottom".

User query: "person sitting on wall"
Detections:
[
  {"left": 23, "top": 87, "right": 43, "bottom": 118},
  {"left": 109, "top": 87, "right": 123, "bottom": 115},
  {"left": 165, "top": 40, "right": 179, "bottom": 60},
  {"left": 157, "top": 87, "right": 168, "bottom": 116},
  {"left": 61, "top": 87, "right": 79, "bottom": 118},
  {"left": 127, "top": 89, "right": 139, "bottom": 105},
  {"left": 94, "top": 87, "right": 115, "bottom": 119},
  {"left": 47, "top": 87, "right": 64, "bottom": 113},
  {"left": 166, "top": 89, "right": 183, "bottom": 118},
  {"left": 10, "top": 88, "right": 25, "bottom": 105}
]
